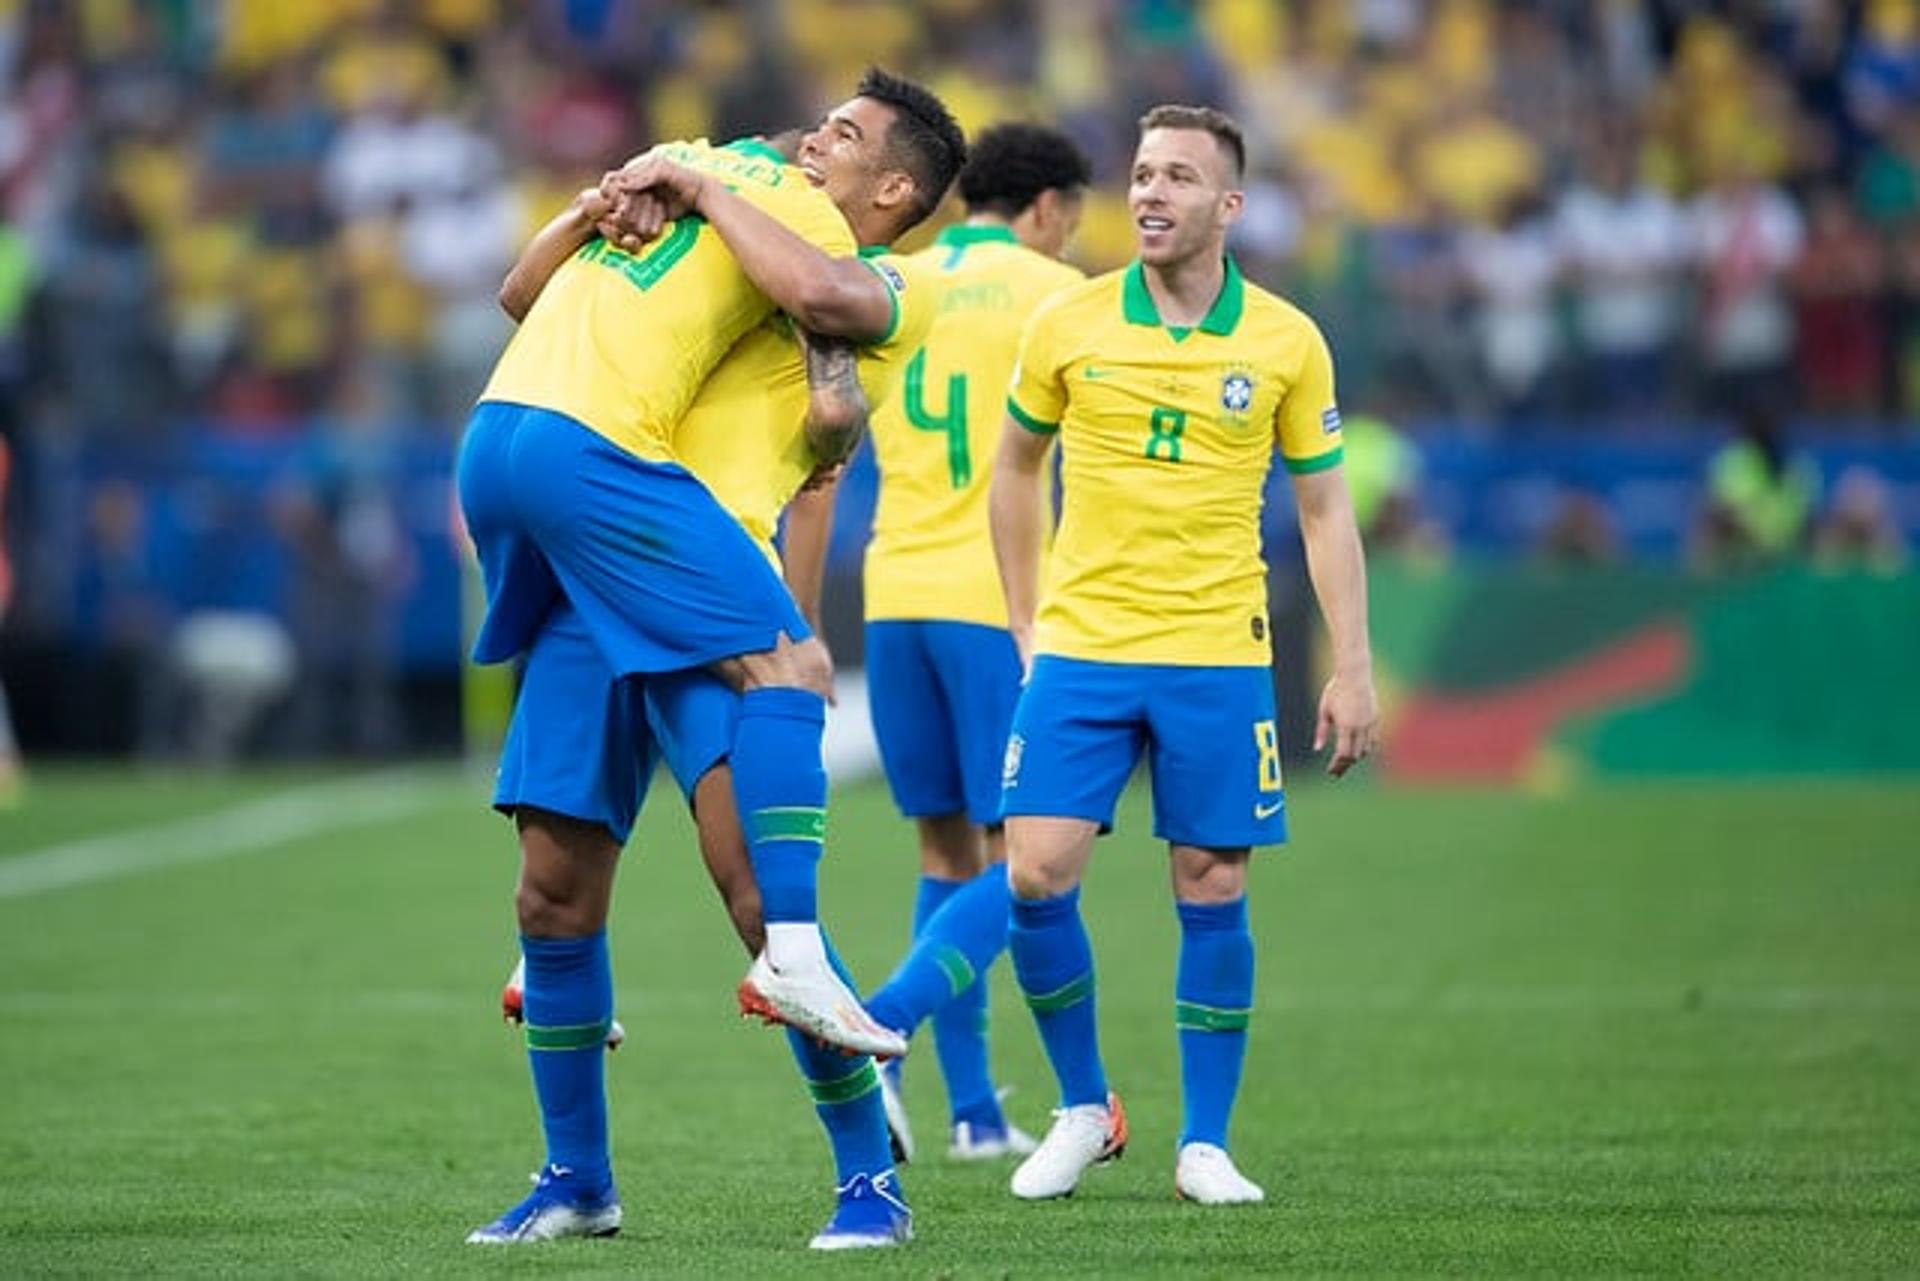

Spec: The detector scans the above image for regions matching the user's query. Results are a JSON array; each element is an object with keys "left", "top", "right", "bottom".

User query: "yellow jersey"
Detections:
[
  {"left": 865, "top": 224, "right": 1084, "bottom": 626},
  {"left": 1006, "top": 257, "right": 1343, "bottom": 667},
  {"left": 670, "top": 247, "right": 940, "bottom": 563},
  {"left": 481, "top": 138, "right": 856, "bottom": 463}
]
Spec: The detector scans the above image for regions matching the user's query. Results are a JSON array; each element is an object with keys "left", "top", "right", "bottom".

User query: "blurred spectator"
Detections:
[
  {"left": 1555, "top": 126, "right": 1691, "bottom": 419},
  {"left": 1535, "top": 489, "right": 1624, "bottom": 567},
  {"left": 1459, "top": 189, "right": 1561, "bottom": 423},
  {"left": 1690, "top": 405, "right": 1820, "bottom": 570},
  {"left": 42, "top": 174, "right": 174, "bottom": 437},
  {"left": 1811, "top": 464, "right": 1911, "bottom": 573},
  {"left": 1691, "top": 155, "right": 1806, "bottom": 416},
  {"left": 1789, "top": 185, "right": 1890, "bottom": 417},
  {"left": 271, "top": 370, "right": 415, "bottom": 755},
  {"left": 1340, "top": 409, "right": 1448, "bottom": 562}
]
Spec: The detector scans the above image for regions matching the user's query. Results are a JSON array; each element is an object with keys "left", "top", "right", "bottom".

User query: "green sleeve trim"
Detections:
[
  {"left": 1006, "top": 397, "right": 1058, "bottom": 435},
  {"left": 1175, "top": 1001, "right": 1251, "bottom": 1033},
  {"left": 526, "top": 1020, "right": 614, "bottom": 1052},
  {"left": 854, "top": 256, "right": 902, "bottom": 344},
  {"left": 1283, "top": 446, "right": 1344, "bottom": 475}
]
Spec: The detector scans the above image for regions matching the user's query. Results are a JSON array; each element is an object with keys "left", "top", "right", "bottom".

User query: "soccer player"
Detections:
[
  {"left": 989, "top": 105, "right": 1379, "bottom": 1205},
  {"left": 459, "top": 71, "right": 962, "bottom": 1246},
  {"left": 851, "top": 123, "right": 1091, "bottom": 1164}
]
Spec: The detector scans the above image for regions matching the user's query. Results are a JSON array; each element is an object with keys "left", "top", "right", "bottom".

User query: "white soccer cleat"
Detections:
[
  {"left": 878, "top": 1061, "right": 915, "bottom": 1163},
  {"left": 1009, "top": 1091, "right": 1128, "bottom": 1200},
  {"left": 948, "top": 1118, "right": 1039, "bottom": 1161},
  {"left": 500, "top": 957, "right": 625, "bottom": 1051},
  {"left": 1174, "top": 1142, "right": 1266, "bottom": 1205},
  {"left": 737, "top": 952, "right": 909, "bottom": 1060}
]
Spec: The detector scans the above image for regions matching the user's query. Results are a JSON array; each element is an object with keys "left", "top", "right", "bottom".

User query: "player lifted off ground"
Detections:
[
  {"left": 989, "top": 105, "right": 1379, "bottom": 1205},
  {"left": 457, "top": 71, "right": 960, "bottom": 1247},
  {"left": 851, "top": 123, "right": 1090, "bottom": 1164}
]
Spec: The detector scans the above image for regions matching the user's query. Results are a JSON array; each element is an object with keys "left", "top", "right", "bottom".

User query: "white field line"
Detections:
[{"left": 0, "top": 771, "right": 445, "bottom": 900}]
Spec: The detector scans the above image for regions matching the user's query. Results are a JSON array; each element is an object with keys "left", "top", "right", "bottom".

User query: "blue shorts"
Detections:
[
  {"left": 456, "top": 401, "right": 810, "bottom": 674},
  {"left": 644, "top": 667, "right": 740, "bottom": 801},
  {"left": 1001, "top": 656, "right": 1288, "bottom": 849},
  {"left": 866, "top": 620, "right": 1022, "bottom": 826},
  {"left": 493, "top": 602, "right": 655, "bottom": 846}
]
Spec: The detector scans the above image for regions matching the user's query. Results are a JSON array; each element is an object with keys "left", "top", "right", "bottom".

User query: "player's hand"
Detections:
[
  {"left": 1010, "top": 622, "right": 1036, "bottom": 682},
  {"left": 605, "top": 156, "right": 706, "bottom": 223},
  {"left": 1314, "top": 668, "right": 1379, "bottom": 778}
]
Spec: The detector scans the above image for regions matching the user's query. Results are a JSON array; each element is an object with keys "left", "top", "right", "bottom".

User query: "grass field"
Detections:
[{"left": 1, "top": 766, "right": 1916, "bottom": 1276}]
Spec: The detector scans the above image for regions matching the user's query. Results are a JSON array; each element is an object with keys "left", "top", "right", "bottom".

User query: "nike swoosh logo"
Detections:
[
  {"left": 1083, "top": 365, "right": 1112, "bottom": 380},
  {"left": 1254, "top": 800, "right": 1283, "bottom": 819}
]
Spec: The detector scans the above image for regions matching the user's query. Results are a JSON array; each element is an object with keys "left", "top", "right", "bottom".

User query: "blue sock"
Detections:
[
  {"left": 520, "top": 933, "right": 613, "bottom": 1194},
  {"left": 867, "top": 868, "right": 1012, "bottom": 1126},
  {"left": 731, "top": 687, "right": 827, "bottom": 924},
  {"left": 787, "top": 934, "right": 897, "bottom": 1188},
  {"left": 1009, "top": 888, "right": 1106, "bottom": 1108},
  {"left": 1174, "top": 898, "right": 1254, "bottom": 1149}
]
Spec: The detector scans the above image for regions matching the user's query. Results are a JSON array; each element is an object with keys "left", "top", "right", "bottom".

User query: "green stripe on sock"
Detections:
[
  {"left": 1025, "top": 972, "right": 1093, "bottom": 1014},
  {"left": 1174, "top": 1001, "right": 1250, "bottom": 1033},
  {"left": 746, "top": 806, "right": 827, "bottom": 845},
  {"left": 525, "top": 1020, "right": 613, "bottom": 1051},
  {"left": 933, "top": 945, "right": 976, "bottom": 998},
  {"left": 806, "top": 1059, "right": 879, "bottom": 1107}
]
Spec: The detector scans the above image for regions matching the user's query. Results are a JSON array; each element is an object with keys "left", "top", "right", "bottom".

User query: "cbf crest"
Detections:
[{"left": 1219, "top": 369, "right": 1256, "bottom": 428}]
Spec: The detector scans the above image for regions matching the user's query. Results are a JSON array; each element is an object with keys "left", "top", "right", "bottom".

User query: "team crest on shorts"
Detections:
[{"left": 1002, "top": 733, "right": 1025, "bottom": 787}]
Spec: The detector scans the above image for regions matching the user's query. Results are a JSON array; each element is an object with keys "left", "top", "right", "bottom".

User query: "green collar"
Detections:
[
  {"left": 1121, "top": 256, "right": 1245, "bottom": 337},
  {"left": 934, "top": 223, "right": 1019, "bottom": 249},
  {"left": 857, "top": 244, "right": 889, "bottom": 259},
  {"left": 721, "top": 136, "right": 788, "bottom": 166}
]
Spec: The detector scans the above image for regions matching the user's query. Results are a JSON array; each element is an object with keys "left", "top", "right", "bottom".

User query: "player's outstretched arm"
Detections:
[
  {"left": 497, "top": 185, "right": 665, "bottom": 321},
  {"left": 1292, "top": 466, "right": 1380, "bottom": 776},
  {"left": 989, "top": 417, "right": 1054, "bottom": 671},
  {"left": 609, "top": 158, "right": 895, "bottom": 342}
]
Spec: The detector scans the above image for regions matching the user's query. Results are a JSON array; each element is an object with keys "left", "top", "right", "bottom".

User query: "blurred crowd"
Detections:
[
  {"left": 0, "top": 0, "right": 1915, "bottom": 764},
  {"left": 11, "top": 0, "right": 1920, "bottom": 438}
]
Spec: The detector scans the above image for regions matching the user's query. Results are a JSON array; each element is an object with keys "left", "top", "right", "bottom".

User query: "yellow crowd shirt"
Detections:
[
  {"left": 865, "top": 224, "right": 1084, "bottom": 626},
  {"left": 1005, "top": 257, "right": 1343, "bottom": 667},
  {"left": 481, "top": 138, "right": 856, "bottom": 462},
  {"left": 670, "top": 247, "right": 939, "bottom": 563}
]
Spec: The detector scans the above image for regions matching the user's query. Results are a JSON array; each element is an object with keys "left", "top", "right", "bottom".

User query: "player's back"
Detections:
[
  {"left": 865, "top": 227, "right": 1083, "bottom": 628},
  {"left": 672, "top": 249, "right": 940, "bottom": 561},
  {"left": 482, "top": 138, "right": 856, "bottom": 464},
  {"left": 1007, "top": 261, "right": 1343, "bottom": 667}
]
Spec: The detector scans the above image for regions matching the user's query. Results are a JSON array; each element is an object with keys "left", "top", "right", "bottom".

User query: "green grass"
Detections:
[{"left": 1, "top": 769, "right": 1916, "bottom": 1275}]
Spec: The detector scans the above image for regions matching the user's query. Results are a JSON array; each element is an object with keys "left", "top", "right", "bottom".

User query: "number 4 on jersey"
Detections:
[{"left": 903, "top": 348, "right": 971, "bottom": 489}]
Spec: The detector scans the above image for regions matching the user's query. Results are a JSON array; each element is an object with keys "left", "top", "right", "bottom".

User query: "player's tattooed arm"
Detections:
[
  {"left": 799, "top": 327, "right": 868, "bottom": 466},
  {"left": 608, "top": 157, "right": 895, "bottom": 342}
]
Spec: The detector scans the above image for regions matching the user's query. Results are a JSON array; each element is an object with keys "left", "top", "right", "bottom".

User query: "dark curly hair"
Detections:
[
  {"left": 956, "top": 122, "right": 1092, "bottom": 219},
  {"left": 855, "top": 67, "right": 967, "bottom": 230}
]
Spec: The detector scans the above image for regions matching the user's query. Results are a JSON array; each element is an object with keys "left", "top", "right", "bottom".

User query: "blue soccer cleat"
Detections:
[
  {"left": 807, "top": 1170, "right": 913, "bottom": 1251},
  {"left": 465, "top": 1164, "right": 623, "bottom": 1244}
]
